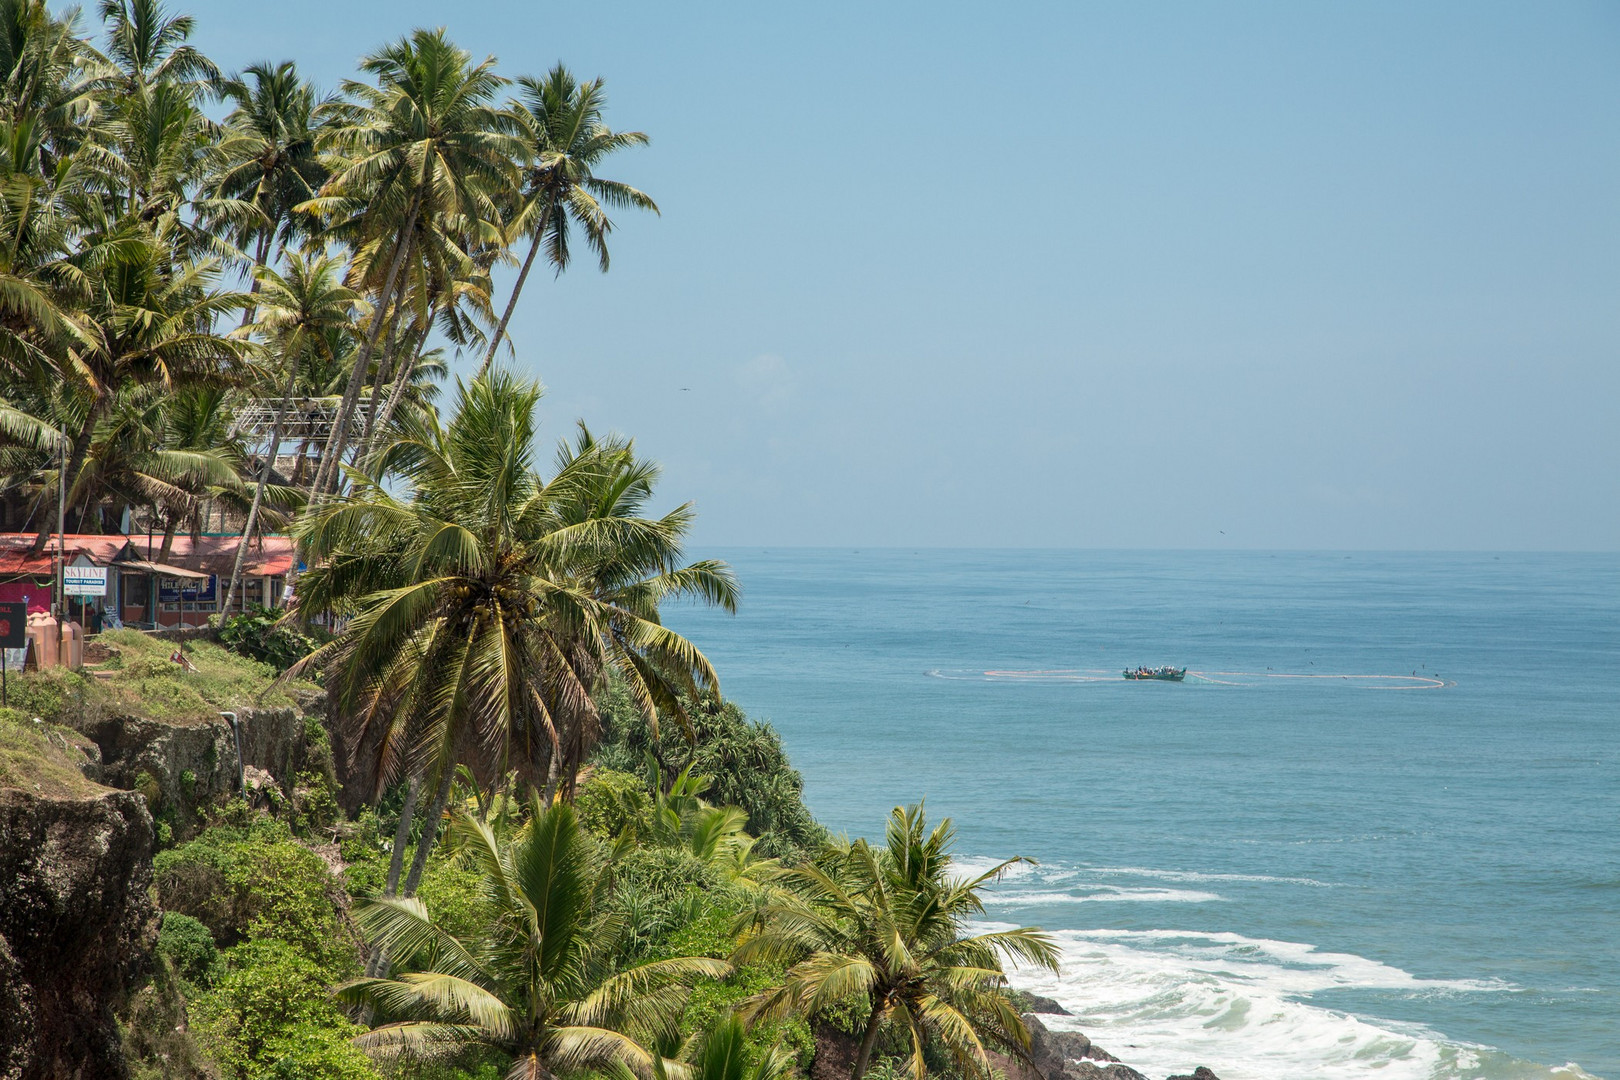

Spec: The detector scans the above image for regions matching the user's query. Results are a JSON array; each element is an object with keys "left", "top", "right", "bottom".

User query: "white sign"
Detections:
[{"left": 63, "top": 566, "right": 108, "bottom": 597}]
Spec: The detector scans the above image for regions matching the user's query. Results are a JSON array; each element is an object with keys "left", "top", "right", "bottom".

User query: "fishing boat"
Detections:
[{"left": 1123, "top": 666, "right": 1186, "bottom": 681}]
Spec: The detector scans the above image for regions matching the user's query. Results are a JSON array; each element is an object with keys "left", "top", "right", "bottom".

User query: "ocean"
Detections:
[{"left": 665, "top": 549, "right": 1618, "bottom": 1080}]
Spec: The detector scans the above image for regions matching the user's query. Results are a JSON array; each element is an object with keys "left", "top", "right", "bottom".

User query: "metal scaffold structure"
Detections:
[{"left": 231, "top": 398, "right": 360, "bottom": 443}]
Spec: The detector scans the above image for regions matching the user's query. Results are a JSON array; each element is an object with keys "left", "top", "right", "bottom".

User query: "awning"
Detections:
[{"left": 115, "top": 560, "right": 210, "bottom": 580}]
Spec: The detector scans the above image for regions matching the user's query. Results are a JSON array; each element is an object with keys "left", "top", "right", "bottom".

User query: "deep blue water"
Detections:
[{"left": 666, "top": 550, "right": 1618, "bottom": 1080}]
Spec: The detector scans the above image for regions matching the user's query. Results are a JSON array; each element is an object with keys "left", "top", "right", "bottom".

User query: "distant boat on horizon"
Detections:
[{"left": 1124, "top": 666, "right": 1187, "bottom": 681}]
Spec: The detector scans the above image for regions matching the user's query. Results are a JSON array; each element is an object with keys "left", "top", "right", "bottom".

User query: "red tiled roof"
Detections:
[
  {"left": 144, "top": 535, "right": 297, "bottom": 578},
  {"left": 0, "top": 534, "right": 297, "bottom": 579},
  {"left": 0, "top": 534, "right": 128, "bottom": 576}
]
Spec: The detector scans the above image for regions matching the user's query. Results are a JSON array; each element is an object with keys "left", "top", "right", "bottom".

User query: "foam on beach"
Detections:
[{"left": 990, "top": 924, "right": 1595, "bottom": 1080}]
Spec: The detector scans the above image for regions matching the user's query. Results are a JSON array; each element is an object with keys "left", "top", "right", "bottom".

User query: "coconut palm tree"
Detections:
[
  {"left": 736, "top": 805, "right": 1060, "bottom": 1080},
  {"left": 218, "top": 252, "right": 360, "bottom": 617},
  {"left": 477, "top": 65, "right": 656, "bottom": 377},
  {"left": 0, "top": 0, "right": 101, "bottom": 168},
  {"left": 94, "top": 0, "right": 217, "bottom": 96},
  {"left": 610, "top": 1013, "right": 796, "bottom": 1080},
  {"left": 31, "top": 235, "right": 245, "bottom": 551},
  {"left": 293, "top": 372, "right": 734, "bottom": 908},
  {"left": 301, "top": 27, "right": 519, "bottom": 498},
  {"left": 339, "top": 799, "right": 730, "bottom": 1079},
  {"left": 210, "top": 60, "right": 328, "bottom": 319}
]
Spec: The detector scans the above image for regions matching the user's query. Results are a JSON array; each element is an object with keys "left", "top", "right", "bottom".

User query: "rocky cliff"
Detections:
[
  {"left": 809, "top": 1014, "right": 1221, "bottom": 1080},
  {"left": 64, "top": 704, "right": 321, "bottom": 840},
  {"left": 0, "top": 787, "right": 157, "bottom": 1080}
]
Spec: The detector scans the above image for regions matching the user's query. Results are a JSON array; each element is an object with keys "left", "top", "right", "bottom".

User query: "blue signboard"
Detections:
[{"left": 159, "top": 574, "right": 217, "bottom": 604}]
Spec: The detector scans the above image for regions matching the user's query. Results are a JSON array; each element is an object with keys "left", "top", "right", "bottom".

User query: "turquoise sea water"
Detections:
[{"left": 666, "top": 550, "right": 1618, "bottom": 1080}]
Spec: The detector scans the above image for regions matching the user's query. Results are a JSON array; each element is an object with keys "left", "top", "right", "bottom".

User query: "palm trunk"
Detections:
[
  {"left": 238, "top": 174, "right": 276, "bottom": 329},
  {"left": 357, "top": 352, "right": 417, "bottom": 468},
  {"left": 540, "top": 743, "right": 561, "bottom": 809},
  {"left": 402, "top": 765, "right": 455, "bottom": 897},
  {"left": 157, "top": 520, "right": 178, "bottom": 562},
  {"left": 364, "top": 773, "right": 421, "bottom": 980},
  {"left": 476, "top": 203, "right": 553, "bottom": 378},
  {"left": 358, "top": 307, "right": 433, "bottom": 466},
  {"left": 310, "top": 196, "right": 420, "bottom": 501},
  {"left": 217, "top": 357, "right": 299, "bottom": 624},
  {"left": 359, "top": 304, "right": 414, "bottom": 451},
  {"left": 851, "top": 999, "right": 887, "bottom": 1080}
]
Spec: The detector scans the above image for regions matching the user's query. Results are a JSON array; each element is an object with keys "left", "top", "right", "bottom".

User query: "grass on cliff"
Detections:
[
  {"left": 0, "top": 707, "right": 108, "bottom": 797},
  {"left": 5, "top": 629, "right": 318, "bottom": 727}
]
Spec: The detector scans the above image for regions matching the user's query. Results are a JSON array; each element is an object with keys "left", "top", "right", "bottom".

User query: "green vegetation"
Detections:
[
  {"left": 593, "top": 686, "right": 826, "bottom": 862},
  {"left": 3, "top": 628, "right": 315, "bottom": 727},
  {"left": 342, "top": 801, "right": 730, "bottom": 1073},
  {"left": 738, "top": 806, "right": 1059, "bottom": 1080},
  {"left": 220, "top": 607, "right": 331, "bottom": 674},
  {"left": 0, "top": 705, "right": 105, "bottom": 797},
  {"left": 0, "top": 6, "right": 1054, "bottom": 1080}
]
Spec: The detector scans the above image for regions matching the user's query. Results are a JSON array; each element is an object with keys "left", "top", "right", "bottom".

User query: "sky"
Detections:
[{"left": 181, "top": 0, "right": 1619, "bottom": 549}]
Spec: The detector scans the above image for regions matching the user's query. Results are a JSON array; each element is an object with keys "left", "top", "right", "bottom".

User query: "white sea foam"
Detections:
[
  {"left": 975, "top": 923, "right": 1585, "bottom": 1080},
  {"left": 981, "top": 887, "right": 1224, "bottom": 906},
  {"left": 1085, "top": 865, "right": 1333, "bottom": 888},
  {"left": 951, "top": 855, "right": 1330, "bottom": 890},
  {"left": 950, "top": 854, "right": 1039, "bottom": 881}
]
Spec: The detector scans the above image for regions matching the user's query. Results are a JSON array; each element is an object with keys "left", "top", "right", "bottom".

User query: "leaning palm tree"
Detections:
[
  {"left": 301, "top": 27, "right": 519, "bottom": 498},
  {"left": 339, "top": 799, "right": 730, "bottom": 1078},
  {"left": 736, "top": 805, "right": 1060, "bottom": 1080},
  {"left": 477, "top": 65, "right": 656, "bottom": 376}
]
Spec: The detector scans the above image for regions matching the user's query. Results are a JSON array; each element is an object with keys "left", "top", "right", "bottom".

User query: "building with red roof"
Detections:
[{"left": 0, "top": 533, "right": 296, "bottom": 629}]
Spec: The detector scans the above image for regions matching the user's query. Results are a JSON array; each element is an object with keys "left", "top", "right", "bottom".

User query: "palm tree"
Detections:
[
  {"left": 0, "top": 0, "right": 101, "bottom": 168},
  {"left": 30, "top": 235, "right": 244, "bottom": 552},
  {"left": 218, "top": 252, "right": 360, "bottom": 618},
  {"left": 736, "top": 805, "right": 1060, "bottom": 1080},
  {"left": 610, "top": 1013, "right": 795, "bottom": 1080},
  {"left": 210, "top": 60, "right": 327, "bottom": 320},
  {"left": 302, "top": 27, "right": 519, "bottom": 499},
  {"left": 94, "top": 0, "right": 217, "bottom": 95},
  {"left": 477, "top": 65, "right": 656, "bottom": 377},
  {"left": 76, "top": 382, "right": 243, "bottom": 535},
  {"left": 339, "top": 799, "right": 730, "bottom": 1078},
  {"left": 293, "top": 372, "right": 734, "bottom": 910}
]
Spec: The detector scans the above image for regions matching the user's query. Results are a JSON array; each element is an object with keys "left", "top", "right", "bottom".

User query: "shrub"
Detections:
[
  {"left": 156, "top": 912, "right": 219, "bottom": 986},
  {"left": 153, "top": 817, "right": 358, "bottom": 975},
  {"left": 593, "top": 685, "right": 825, "bottom": 861},
  {"left": 219, "top": 607, "right": 326, "bottom": 675},
  {"left": 260, "top": 1023, "right": 380, "bottom": 1080},
  {"left": 1, "top": 668, "right": 89, "bottom": 725},
  {"left": 414, "top": 851, "right": 487, "bottom": 945},
  {"left": 192, "top": 940, "right": 377, "bottom": 1080},
  {"left": 575, "top": 766, "right": 649, "bottom": 839}
]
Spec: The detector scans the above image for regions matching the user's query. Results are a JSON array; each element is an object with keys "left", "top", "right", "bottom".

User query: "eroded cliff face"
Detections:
[
  {"left": 65, "top": 705, "right": 314, "bottom": 840},
  {"left": 0, "top": 787, "right": 156, "bottom": 1080}
]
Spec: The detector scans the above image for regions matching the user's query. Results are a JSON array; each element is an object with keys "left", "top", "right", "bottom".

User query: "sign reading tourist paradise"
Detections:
[
  {"left": 159, "top": 574, "right": 217, "bottom": 605},
  {"left": 63, "top": 565, "right": 108, "bottom": 597},
  {"left": 0, "top": 602, "right": 24, "bottom": 649}
]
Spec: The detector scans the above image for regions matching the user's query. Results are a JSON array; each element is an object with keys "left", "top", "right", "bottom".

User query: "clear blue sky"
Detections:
[{"left": 182, "top": 0, "right": 1619, "bottom": 549}]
